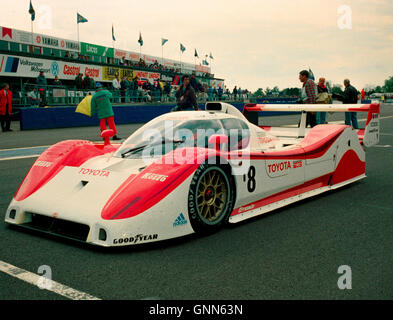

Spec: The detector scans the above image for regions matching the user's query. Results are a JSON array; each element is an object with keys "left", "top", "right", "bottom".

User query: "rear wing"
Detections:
[{"left": 242, "top": 103, "right": 381, "bottom": 147}]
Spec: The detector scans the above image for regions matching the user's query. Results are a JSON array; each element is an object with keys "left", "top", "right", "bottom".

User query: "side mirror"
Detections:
[{"left": 208, "top": 134, "right": 229, "bottom": 151}]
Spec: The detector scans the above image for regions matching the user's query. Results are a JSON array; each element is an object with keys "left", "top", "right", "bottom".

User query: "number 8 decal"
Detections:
[{"left": 247, "top": 166, "right": 256, "bottom": 193}]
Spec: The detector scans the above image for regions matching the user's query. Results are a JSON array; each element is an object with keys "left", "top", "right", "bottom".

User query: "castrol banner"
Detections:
[{"left": 0, "top": 54, "right": 104, "bottom": 81}]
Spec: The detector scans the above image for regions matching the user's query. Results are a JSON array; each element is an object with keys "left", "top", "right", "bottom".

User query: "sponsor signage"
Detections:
[
  {"left": 161, "top": 74, "right": 173, "bottom": 82},
  {"left": 0, "top": 54, "right": 104, "bottom": 81},
  {"left": 133, "top": 70, "right": 160, "bottom": 83},
  {"left": 1, "top": 26, "right": 79, "bottom": 52},
  {"left": 80, "top": 42, "right": 114, "bottom": 58},
  {"left": 196, "top": 64, "right": 210, "bottom": 73},
  {"left": 266, "top": 160, "right": 292, "bottom": 177},
  {"left": 102, "top": 66, "right": 134, "bottom": 81},
  {"left": 210, "top": 79, "right": 224, "bottom": 89}
]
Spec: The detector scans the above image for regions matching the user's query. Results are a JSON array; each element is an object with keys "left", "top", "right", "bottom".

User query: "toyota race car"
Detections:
[{"left": 4, "top": 102, "right": 380, "bottom": 247}]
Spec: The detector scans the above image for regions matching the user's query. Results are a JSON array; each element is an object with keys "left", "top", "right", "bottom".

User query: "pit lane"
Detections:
[{"left": 0, "top": 105, "right": 392, "bottom": 300}]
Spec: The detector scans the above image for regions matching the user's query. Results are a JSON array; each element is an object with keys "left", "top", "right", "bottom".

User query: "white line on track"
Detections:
[
  {"left": 0, "top": 145, "right": 51, "bottom": 151},
  {"left": 0, "top": 260, "right": 101, "bottom": 300},
  {"left": 0, "top": 155, "right": 40, "bottom": 161}
]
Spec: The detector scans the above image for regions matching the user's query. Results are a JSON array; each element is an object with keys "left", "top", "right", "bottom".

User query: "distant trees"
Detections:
[
  {"left": 331, "top": 84, "right": 344, "bottom": 95},
  {"left": 253, "top": 87, "right": 300, "bottom": 97},
  {"left": 383, "top": 76, "right": 393, "bottom": 92}
]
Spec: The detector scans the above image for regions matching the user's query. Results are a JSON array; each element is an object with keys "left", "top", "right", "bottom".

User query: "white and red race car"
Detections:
[{"left": 5, "top": 102, "right": 380, "bottom": 247}]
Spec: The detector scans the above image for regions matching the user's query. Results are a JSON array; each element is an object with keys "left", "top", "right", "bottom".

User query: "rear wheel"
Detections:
[{"left": 188, "top": 164, "right": 234, "bottom": 234}]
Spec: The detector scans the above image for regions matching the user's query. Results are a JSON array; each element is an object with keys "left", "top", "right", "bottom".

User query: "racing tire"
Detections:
[{"left": 188, "top": 164, "right": 235, "bottom": 234}]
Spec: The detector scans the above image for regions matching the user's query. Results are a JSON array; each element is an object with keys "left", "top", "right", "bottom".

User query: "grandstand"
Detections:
[{"left": 0, "top": 25, "right": 228, "bottom": 108}]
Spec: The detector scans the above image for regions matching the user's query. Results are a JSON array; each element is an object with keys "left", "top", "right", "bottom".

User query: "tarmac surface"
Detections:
[{"left": 0, "top": 104, "right": 392, "bottom": 300}]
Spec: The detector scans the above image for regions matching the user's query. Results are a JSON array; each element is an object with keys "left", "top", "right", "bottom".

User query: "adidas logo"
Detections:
[{"left": 173, "top": 213, "right": 187, "bottom": 227}]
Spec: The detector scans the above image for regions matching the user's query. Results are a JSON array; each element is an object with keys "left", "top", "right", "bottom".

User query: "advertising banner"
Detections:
[
  {"left": 34, "top": 34, "right": 80, "bottom": 52},
  {"left": 133, "top": 70, "right": 160, "bottom": 83},
  {"left": 80, "top": 42, "right": 114, "bottom": 58},
  {"left": 196, "top": 65, "right": 210, "bottom": 73},
  {"left": 102, "top": 66, "right": 134, "bottom": 81},
  {"left": 0, "top": 54, "right": 103, "bottom": 81},
  {"left": 1, "top": 26, "right": 79, "bottom": 52},
  {"left": 210, "top": 79, "right": 225, "bottom": 89}
]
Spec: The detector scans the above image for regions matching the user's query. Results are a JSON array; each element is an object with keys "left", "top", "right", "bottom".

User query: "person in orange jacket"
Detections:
[{"left": 0, "top": 83, "right": 12, "bottom": 132}]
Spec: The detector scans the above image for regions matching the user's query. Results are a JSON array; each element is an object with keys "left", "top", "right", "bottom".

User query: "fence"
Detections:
[{"left": 19, "top": 83, "right": 253, "bottom": 107}]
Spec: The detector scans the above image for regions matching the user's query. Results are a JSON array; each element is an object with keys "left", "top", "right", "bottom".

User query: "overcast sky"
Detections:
[{"left": 3, "top": 0, "right": 393, "bottom": 91}]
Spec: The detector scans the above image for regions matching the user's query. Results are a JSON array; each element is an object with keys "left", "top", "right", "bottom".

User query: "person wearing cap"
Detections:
[
  {"left": 173, "top": 75, "right": 198, "bottom": 111},
  {"left": 90, "top": 82, "right": 121, "bottom": 140}
]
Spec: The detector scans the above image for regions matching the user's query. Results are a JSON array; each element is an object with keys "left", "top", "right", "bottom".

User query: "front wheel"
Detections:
[{"left": 188, "top": 164, "right": 234, "bottom": 234}]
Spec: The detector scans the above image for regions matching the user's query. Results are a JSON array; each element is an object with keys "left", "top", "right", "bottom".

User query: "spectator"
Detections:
[
  {"left": 213, "top": 87, "right": 218, "bottom": 100},
  {"left": 83, "top": 74, "right": 91, "bottom": 90},
  {"left": 173, "top": 75, "right": 198, "bottom": 111},
  {"left": 0, "top": 83, "right": 12, "bottom": 132},
  {"left": 75, "top": 73, "right": 83, "bottom": 89},
  {"left": 333, "top": 79, "right": 359, "bottom": 129},
  {"left": 112, "top": 75, "right": 121, "bottom": 103},
  {"left": 190, "top": 74, "right": 198, "bottom": 92},
  {"left": 36, "top": 71, "right": 47, "bottom": 88},
  {"left": 90, "top": 82, "right": 121, "bottom": 140},
  {"left": 27, "top": 87, "right": 40, "bottom": 107},
  {"left": 316, "top": 77, "right": 329, "bottom": 124},
  {"left": 53, "top": 76, "right": 62, "bottom": 87},
  {"left": 154, "top": 81, "right": 162, "bottom": 102},
  {"left": 299, "top": 69, "right": 317, "bottom": 127},
  {"left": 120, "top": 76, "right": 129, "bottom": 103},
  {"left": 218, "top": 86, "right": 223, "bottom": 101},
  {"left": 208, "top": 86, "right": 213, "bottom": 101},
  {"left": 89, "top": 77, "right": 96, "bottom": 90},
  {"left": 233, "top": 86, "right": 238, "bottom": 101},
  {"left": 36, "top": 71, "right": 47, "bottom": 106},
  {"left": 164, "top": 81, "right": 171, "bottom": 95}
]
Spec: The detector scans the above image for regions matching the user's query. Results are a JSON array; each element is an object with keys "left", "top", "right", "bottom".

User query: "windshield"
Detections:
[{"left": 113, "top": 118, "right": 224, "bottom": 159}]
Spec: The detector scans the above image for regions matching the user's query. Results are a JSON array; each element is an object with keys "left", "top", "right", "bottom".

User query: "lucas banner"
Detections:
[{"left": 80, "top": 42, "right": 114, "bottom": 58}]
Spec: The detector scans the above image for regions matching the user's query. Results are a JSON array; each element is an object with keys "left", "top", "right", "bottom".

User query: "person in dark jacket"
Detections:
[
  {"left": 173, "top": 75, "right": 198, "bottom": 111},
  {"left": 333, "top": 79, "right": 359, "bottom": 128},
  {"left": 190, "top": 74, "right": 198, "bottom": 92},
  {"left": 77, "top": 73, "right": 84, "bottom": 89}
]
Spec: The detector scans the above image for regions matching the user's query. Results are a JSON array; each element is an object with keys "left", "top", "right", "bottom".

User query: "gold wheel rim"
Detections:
[{"left": 196, "top": 170, "right": 228, "bottom": 222}]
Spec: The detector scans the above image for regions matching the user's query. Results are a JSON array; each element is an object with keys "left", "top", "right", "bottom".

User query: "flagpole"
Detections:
[{"left": 31, "top": 19, "right": 34, "bottom": 46}]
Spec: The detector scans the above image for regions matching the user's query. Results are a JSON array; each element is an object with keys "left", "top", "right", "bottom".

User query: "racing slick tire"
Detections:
[{"left": 188, "top": 163, "right": 235, "bottom": 234}]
